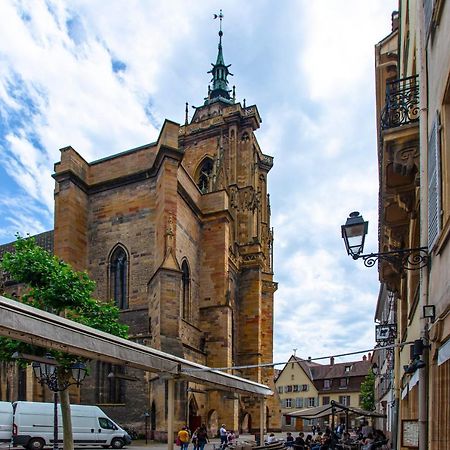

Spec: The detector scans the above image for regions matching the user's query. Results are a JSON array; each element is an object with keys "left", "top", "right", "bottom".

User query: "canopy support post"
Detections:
[
  {"left": 168, "top": 378, "right": 175, "bottom": 450},
  {"left": 260, "top": 396, "right": 265, "bottom": 444}
]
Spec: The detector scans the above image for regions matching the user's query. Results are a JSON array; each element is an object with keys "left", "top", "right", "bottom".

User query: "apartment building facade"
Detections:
[{"left": 374, "top": 2, "right": 450, "bottom": 449}]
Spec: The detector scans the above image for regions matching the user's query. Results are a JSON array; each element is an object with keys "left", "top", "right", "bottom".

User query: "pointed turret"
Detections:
[{"left": 205, "top": 10, "right": 234, "bottom": 105}]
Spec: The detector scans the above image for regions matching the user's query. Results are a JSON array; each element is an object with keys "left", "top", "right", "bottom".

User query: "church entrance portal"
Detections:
[{"left": 188, "top": 396, "right": 201, "bottom": 432}]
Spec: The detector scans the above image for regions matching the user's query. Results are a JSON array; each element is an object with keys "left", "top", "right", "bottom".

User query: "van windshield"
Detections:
[{"left": 98, "top": 418, "right": 116, "bottom": 430}]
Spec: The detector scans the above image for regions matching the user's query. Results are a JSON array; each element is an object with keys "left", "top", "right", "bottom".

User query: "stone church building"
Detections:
[{"left": 1, "top": 27, "right": 280, "bottom": 438}]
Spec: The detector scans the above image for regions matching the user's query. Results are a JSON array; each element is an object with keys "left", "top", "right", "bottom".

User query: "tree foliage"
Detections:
[
  {"left": 0, "top": 235, "right": 128, "bottom": 363},
  {"left": 360, "top": 369, "right": 376, "bottom": 411}
]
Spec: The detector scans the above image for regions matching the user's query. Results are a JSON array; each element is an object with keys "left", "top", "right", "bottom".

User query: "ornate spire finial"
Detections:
[
  {"left": 213, "top": 9, "right": 224, "bottom": 38},
  {"left": 205, "top": 10, "right": 234, "bottom": 105}
]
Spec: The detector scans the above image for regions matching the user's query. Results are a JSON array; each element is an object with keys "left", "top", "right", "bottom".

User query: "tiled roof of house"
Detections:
[{"left": 281, "top": 355, "right": 372, "bottom": 393}]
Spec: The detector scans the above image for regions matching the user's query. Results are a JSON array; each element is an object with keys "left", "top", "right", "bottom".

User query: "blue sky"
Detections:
[{"left": 0, "top": 0, "right": 397, "bottom": 365}]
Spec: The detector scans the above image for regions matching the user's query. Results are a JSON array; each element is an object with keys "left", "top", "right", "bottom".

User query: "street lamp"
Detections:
[
  {"left": 341, "top": 211, "right": 369, "bottom": 258},
  {"left": 341, "top": 211, "right": 429, "bottom": 271},
  {"left": 32, "top": 355, "right": 87, "bottom": 450}
]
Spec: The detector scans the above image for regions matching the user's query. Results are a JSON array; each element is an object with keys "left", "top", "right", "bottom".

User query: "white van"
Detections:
[
  {"left": 13, "top": 401, "right": 131, "bottom": 449},
  {"left": 0, "top": 401, "right": 13, "bottom": 444}
]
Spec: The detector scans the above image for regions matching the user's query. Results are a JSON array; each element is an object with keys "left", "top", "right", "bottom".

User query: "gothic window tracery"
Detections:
[
  {"left": 181, "top": 260, "right": 191, "bottom": 321},
  {"left": 196, "top": 158, "right": 214, "bottom": 193},
  {"left": 109, "top": 245, "right": 128, "bottom": 310}
]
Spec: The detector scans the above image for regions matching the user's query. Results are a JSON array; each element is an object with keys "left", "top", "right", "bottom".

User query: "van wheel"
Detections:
[
  {"left": 111, "top": 438, "right": 124, "bottom": 449},
  {"left": 27, "top": 438, "right": 45, "bottom": 450}
]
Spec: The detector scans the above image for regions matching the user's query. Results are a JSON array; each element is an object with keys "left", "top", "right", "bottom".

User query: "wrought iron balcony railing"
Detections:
[{"left": 381, "top": 75, "right": 419, "bottom": 130}]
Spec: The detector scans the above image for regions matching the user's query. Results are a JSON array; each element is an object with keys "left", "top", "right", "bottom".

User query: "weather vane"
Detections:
[{"left": 213, "top": 9, "right": 224, "bottom": 34}]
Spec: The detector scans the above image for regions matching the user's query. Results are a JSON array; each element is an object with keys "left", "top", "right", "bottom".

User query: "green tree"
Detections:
[
  {"left": 0, "top": 235, "right": 128, "bottom": 450},
  {"left": 360, "top": 369, "right": 376, "bottom": 411}
]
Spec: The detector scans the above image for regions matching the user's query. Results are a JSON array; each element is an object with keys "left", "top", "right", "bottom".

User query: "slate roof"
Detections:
[{"left": 0, "top": 230, "right": 54, "bottom": 258}]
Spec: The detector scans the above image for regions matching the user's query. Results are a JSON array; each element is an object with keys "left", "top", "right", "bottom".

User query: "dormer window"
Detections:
[{"left": 345, "top": 365, "right": 352, "bottom": 372}]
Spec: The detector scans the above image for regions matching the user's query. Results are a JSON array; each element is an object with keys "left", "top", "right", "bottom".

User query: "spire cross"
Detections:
[{"left": 213, "top": 10, "right": 224, "bottom": 40}]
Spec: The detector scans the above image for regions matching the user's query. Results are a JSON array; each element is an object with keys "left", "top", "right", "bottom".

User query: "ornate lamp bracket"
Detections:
[{"left": 354, "top": 247, "right": 429, "bottom": 271}]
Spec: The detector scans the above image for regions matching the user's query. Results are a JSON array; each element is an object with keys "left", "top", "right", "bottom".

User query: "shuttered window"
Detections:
[
  {"left": 428, "top": 114, "right": 442, "bottom": 249},
  {"left": 423, "top": 0, "right": 434, "bottom": 37}
]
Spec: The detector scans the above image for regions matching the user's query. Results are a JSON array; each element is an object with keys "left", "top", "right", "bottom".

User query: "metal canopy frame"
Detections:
[
  {"left": 0, "top": 296, "right": 272, "bottom": 449},
  {"left": 285, "top": 401, "right": 386, "bottom": 419}
]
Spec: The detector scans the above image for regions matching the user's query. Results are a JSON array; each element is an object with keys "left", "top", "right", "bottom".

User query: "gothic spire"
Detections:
[{"left": 205, "top": 10, "right": 234, "bottom": 105}]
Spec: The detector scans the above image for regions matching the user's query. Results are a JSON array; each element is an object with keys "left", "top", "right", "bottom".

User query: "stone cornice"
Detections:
[{"left": 53, "top": 145, "right": 183, "bottom": 194}]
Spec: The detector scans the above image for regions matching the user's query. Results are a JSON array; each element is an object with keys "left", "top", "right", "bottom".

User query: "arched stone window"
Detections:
[
  {"left": 181, "top": 260, "right": 191, "bottom": 320},
  {"left": 196, "top": 158, "right": 214, "bottom": 193},
  {"left": 109, "top": 245, "right": 128, "bottom": 309}
]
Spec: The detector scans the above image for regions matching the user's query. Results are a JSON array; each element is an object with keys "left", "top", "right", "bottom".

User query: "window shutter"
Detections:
[
  {"left": 423, "top": 0, "right": 434, "bottom": 37},
  {"left": 428, "top": 114, "right": 441, "bottom": 249}
]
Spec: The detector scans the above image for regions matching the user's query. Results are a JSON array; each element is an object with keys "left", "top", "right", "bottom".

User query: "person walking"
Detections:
[
  {"left": 191, "top": 427, "right": 199, "bottom": 450},
  {"left": 196, "top": 425, "right": 209, "bottom": 450},
  {"left": 177, "top": 426, "right": 190, "bottom": 450},
  {"left": 219, "top": 424, "right": 227, "bottom": 448}
]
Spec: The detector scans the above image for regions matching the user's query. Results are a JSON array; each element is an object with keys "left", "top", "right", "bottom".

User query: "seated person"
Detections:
[
  {"left": 285, "top": 432, "right": 294, "bottom": 447},
  {"left": 294, "top": 432, "right": 305, "bottom": 449},
  {"left": 305, "top": 435, "right": 313, "bottom": 447},
  {"left": 267, "top": 433, "right": 277, "bottom": 444}
]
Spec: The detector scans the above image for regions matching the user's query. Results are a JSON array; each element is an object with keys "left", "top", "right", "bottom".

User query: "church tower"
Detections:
[{"left": 179, "top": 12, "right": 279, "bottom": 431}]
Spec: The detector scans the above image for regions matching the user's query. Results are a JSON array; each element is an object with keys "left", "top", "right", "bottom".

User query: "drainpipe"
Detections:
[{"left": 416, "top": 1, "right": 429, "bottom": 450}]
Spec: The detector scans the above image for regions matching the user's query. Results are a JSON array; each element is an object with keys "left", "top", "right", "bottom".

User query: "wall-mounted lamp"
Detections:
[
  {"left": 404, "top": 339, "right": 428, "bottom": 374},
  {"left": 423, "top": 305, "right": 436, "bottom": 322},
  {"left": 341, "top": 211, "right": 428, "bottom": 271}
]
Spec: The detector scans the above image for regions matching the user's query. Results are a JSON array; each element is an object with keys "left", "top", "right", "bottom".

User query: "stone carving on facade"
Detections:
[
  {"left": 243, "top": 106, "right": 256, "bottom": 116},
  {"left": 395, "top": 190, "right": 417, "bottom": 217},
  {"left": 261, "top": 154, "right": 274, "bottom": 168},
  {"left": 229, "top": 186, "right": 261, "bottom": 212},
  {"left": 165, "top": 214, "right": 175, "bottom": 254},
  {"left": 388, "top": 144, "right": 419, "bottom": 176},
  {"left": 240, "top": 132, "right": 250, "bottom": 142},
  {"left": 262, "top": 280, "right": 278, "bottom": 292}
]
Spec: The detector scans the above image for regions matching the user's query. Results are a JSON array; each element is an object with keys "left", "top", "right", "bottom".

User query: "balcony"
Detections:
[{"left": 381, "top": 76, "right": 419, "bottom": 130}]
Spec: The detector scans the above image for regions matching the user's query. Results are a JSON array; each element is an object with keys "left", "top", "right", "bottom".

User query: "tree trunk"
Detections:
[{"left": 60, "top": 383, "right": 74, "bottom": 450}]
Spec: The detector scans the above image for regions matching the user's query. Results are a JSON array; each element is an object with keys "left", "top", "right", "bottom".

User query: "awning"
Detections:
[
  {"left": 0, "top": 296, "right": 272, "bottom": 397},
  {"left": 285, "top": 401, "right": 386, "bottom": 419}
]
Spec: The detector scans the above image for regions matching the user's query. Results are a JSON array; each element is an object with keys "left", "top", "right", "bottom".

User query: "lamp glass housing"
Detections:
[
  {"left": 71, "top": 362, "right": 87, "bottom": 385},
  {"left": 423, "top": 305, "right": 436, "bottom": 321},
  {"left": 341, "top": 212, "right": 369, "bottom": 257},
  {"left": 42, "top": 359, "right": 57, "bottom": 379},
  {"left": 32, "top": 361, "right": 43, "bottom": 382}
]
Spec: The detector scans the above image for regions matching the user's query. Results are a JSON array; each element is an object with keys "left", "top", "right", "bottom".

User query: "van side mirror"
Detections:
[{"left": 113, "top": 425, "right": 118, "bottom": 430}]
